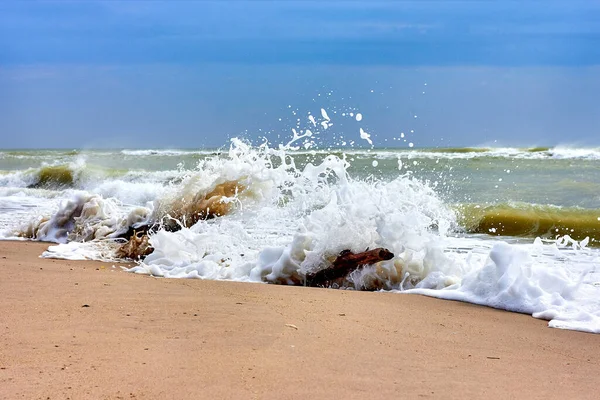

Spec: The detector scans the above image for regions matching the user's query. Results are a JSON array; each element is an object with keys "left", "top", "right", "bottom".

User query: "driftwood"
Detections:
[{"left": 305, "top": 248, "right": 394, "bottom": 288}]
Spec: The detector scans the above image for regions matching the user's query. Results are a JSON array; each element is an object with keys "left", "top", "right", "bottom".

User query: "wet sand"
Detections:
[{"left": 1, "top": 240, "right": 599, "bottom": 399}]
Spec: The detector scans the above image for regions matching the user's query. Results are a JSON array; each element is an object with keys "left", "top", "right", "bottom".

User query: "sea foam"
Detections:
[{"left": 406, "top": 238, "right": 600, "bottom": 333}]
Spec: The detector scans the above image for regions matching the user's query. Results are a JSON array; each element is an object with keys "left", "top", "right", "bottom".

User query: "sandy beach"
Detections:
[{"left": 0, "top": 241, "right": 598, "bottom": 399}]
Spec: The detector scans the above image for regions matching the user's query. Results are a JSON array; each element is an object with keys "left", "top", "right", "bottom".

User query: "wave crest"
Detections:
[{"left": 459, "top": 202, "right": 600, "bottom": 243}]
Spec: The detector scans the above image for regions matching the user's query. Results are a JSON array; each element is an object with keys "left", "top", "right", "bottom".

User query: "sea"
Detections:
[{"left": 1, "top": 119, "right": 600, "bottom": 334}]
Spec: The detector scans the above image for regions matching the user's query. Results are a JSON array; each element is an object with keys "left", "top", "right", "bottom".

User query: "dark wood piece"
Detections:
[{"left": 305, "top": 248, "right": 394, "bottom": 287}]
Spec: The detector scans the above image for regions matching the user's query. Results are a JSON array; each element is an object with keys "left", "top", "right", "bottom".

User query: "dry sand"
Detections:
[{"left": 1, "top": 240, "right": 599, "bottom": 399}]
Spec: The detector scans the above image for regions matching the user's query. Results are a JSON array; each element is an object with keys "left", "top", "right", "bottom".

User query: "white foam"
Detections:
[
  {"left": 0, "top": 192, "right": 60, "bottom": 233},
  {"left": 406, "top": 239, "right": 600, "bottom": 333},
  {"left": 549, "top": 146, "right": 600, "bottom": 160},
  {"left": 15, "top": 192, "right": 151, "bottom": 243},
  {"left": 89, "top": 180, "right": 170, "bottom": 206},
  {"left": 42, "top": 240, "right": 121, "bottom": 262}
]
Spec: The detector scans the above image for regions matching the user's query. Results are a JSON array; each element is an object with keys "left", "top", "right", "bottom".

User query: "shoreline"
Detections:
[{"left": 1, "top": 240, "right": 599, "bottom": 399}]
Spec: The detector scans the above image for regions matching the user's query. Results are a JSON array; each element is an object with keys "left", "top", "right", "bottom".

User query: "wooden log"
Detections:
[{"left": 305, "top": 248, "right": 394, "bottom": 287}]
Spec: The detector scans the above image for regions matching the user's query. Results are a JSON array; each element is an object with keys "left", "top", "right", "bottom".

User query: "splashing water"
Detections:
[{"left": 3, "top": 109, "right": 600, "bottom": 334}]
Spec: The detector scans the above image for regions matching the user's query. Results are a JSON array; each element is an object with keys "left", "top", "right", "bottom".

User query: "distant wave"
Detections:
[
  {"left": 120, "top": 149, "right": 220, "bottom": 157},
  {"left": 384, "top": 146, "right": 600, "bottom": 160},
  {"left": 278, "top": 146, "right": 600, "bottom": 161},
  {"left": 2, "top": 149, "right": 80, "bottom": 156},
  {"left": 0, "top": 149, "right": 81, "bottom": 161},
  {"left": 0, "top": 160, "right": 180, "bottom": 197},
  {"left": 457, "top": 202, "right": 600, "bottom": 244},
  {"left": 548, "top": 147, "right": 600, "bottom": 160},
  {"left": 427, "top": 147, "right": 492, "bottom": 154},
  {"left": 2, "top": 146, "right": 600, "bottom": 161}
]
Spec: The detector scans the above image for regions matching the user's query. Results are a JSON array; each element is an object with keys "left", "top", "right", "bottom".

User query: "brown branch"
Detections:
[{"left": 305, "top": 248, "right": 394, "bottom": 287}]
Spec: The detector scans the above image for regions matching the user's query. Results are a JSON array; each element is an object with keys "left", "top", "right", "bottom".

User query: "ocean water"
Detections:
[{"left": 1, "top": 120, "right": 600, "bottom": 333}]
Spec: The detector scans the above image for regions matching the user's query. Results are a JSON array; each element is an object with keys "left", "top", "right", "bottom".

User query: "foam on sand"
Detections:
[{"left": 407, "top": 238, "right": 600, "bottom": 333}]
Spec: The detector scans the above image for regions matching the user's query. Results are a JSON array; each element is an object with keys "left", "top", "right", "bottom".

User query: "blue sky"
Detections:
[{"left": 1, "top": 1, "right": 599, "bottom": 148}]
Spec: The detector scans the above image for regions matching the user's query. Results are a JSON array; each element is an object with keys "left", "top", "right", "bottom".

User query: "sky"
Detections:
[{"left": 1, "top": 1, "right": 599, "bottom": 149}]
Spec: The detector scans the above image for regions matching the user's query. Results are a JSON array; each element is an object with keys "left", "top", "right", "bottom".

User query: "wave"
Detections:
[
  {"left": 30, "top": 164, "right": 79, "bottom": 188},
  {"left": 526, "top": 147, "right": 551, "bottom": 152},
  {"left": 4, "top": 146, "right": 600, "bottom": 165},
  {"left": 386, "top": 146, "right": 600, "bottom": 160},
  {"left": 0, "top": 149, "right": 80, "bottom": 156},
  {"left": 458, "top": 203, "right": 600, "bottom": 244},
  {"left": 548, "top": 146, "right": 600, "bottom": 160},
  {"left": 22, "top": 162, "right": 132, "bottom": 190},
  {"left": 120, "top": 149, "right": 219, "bottom": 157},
  {"left": 427, "top": 147, "right": 491, "bottom": 154},
  {"left": 0, "top": 159, "right": 181, "bottom": 205},
  {"left": 0, "top": 160, "right": 88, "bottom": 189},
  {"left": 0, "top": 149, "right": 82, "bottom": 162}
]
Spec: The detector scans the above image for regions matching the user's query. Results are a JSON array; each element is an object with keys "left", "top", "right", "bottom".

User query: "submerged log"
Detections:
[{"left": 305, "top": 248, "right": 394, "bottom": 287}]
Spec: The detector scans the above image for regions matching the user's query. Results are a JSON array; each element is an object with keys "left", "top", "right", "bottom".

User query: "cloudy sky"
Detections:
[{"left": 1, "top": 1, "right": 599, "bottom": 148}]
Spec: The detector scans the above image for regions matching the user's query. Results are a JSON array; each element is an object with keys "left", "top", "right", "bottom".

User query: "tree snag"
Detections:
[{"left": 305, "top": 248, "right": 394, "bottom": 287}]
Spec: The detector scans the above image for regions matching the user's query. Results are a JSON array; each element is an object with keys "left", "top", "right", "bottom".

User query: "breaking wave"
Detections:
[{"left": 458, "top": 203, "right": 600, "bottom": 244}]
